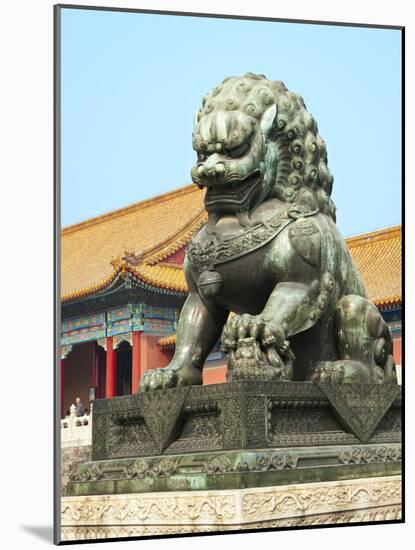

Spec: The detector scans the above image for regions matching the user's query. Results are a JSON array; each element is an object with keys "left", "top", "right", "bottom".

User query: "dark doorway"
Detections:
[
  {"left": 63, "top": 341, "right": 95, "bottom": 416},
  {"left": 96, "top": 344, "right": 107, "bottom": 399},
  {"left": 116, "top": 341, "right": 132, "bottom": 396}
]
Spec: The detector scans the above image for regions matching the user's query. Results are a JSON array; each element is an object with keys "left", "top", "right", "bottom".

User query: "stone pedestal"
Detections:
[
  {"left": 61, "top": 475, "right": 401, "bottom": 540},
  {"left": 63, "top": 382, "right": 402, "bottom": 541},
  {"left": 85, "top": 382, "right": 401, "bottom": 463}
]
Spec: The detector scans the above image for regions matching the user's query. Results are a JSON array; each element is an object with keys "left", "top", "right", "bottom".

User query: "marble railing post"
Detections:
[{"left": 60, "top": 405, "right": 92, "bottom": 447}]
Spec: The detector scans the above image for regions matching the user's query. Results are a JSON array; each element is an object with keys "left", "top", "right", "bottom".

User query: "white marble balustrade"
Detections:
[{"left": 61, "top": 404, "right": 92, "bottom": 448}]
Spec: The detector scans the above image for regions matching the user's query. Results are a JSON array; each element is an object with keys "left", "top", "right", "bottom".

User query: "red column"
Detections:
[
  {"left": 105, "top": 336, "right": 117, "bottom": 398},
  {"left": 60, "top": 358, "right": 65, "bottom": 418},
  {"left": 132, "top": 331, "right": 141, "bottom": 394}
]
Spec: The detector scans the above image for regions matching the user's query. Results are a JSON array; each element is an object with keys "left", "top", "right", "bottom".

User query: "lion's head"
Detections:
[{"left": 191, "top": 73, "right": 336, "bottom": 221}]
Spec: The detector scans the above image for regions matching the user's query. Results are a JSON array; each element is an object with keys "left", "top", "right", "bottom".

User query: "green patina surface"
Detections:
[
  {"left": 140, "top": 73, "right": 399, "bottom": 392},
  {"left": 67, "top": 381, "right": 401, "bottom": 496},
  {"left": 67, "top": 76, "right": 402, "bottom": 500},
  {"left": 67, "top": 444, "right": 401, "bottom": 496}
]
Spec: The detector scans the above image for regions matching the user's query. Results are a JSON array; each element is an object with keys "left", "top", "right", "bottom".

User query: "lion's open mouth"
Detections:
[{"left": 204, "top": 170, "right": 262, "bottom": 212}]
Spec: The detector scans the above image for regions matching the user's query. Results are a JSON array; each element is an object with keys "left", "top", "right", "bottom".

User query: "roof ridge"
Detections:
[
  {"left": 61, "top": 183, "right": 199, "bottom": 235},
  {"left": 346, "top": 225, "right": 401, "bottom": 247},
  {"left": 144, "top": 210, "right": 207, "bottom": 265}
]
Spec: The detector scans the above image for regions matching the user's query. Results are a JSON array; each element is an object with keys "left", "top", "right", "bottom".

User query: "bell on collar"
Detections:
[{"left": 197, "top": 270, "right": 223, "bottom": 299}]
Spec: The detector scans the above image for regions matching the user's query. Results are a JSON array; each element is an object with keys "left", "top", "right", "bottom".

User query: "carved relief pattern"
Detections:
[
  {"left": 112, "top": 422, "right": 156, "bottom": 457},
  {"left": 126, "top": 457, "right": 180, "bottom": 478},
  {"left": 190, "top": 414, "right": 220, "bottom": 439},
  {"left": 186, "top": 208, "right": 294, "bottom": 270},
  {"left": 269, "top": 408, "right": 351, "bottom": 446},
  {"left": 69, "top": 443, "right": 400, "bottom": 486},
  {"left": 141, "top": 387, "right": 190, "bottom": 453},
  {"left": 61, "top": 477, "right": 401, "bottom": 541},
  {"left": 204, "top": 454, "right": 233, "bottom": 474},
  {"left": 245, "top": 396, "right": 267, "bottom": 447},
  {"left": 94, "top": 394, "right": 140, "bottom": 415},
  {"left": 319, "top": 384, "right": 400, "bottom": 442},
  {"left": 221, "top": 396, "right": 243, "bottom": 449},
  {"left": 369, "top": 410, "right": 402, "bottom": 443},
  {"left": 90, "top": 383, "right": 400, "bottom": 458},
  {"left": 272, "top": 432, "right": 358, "bottom": 446},
  {"left": 168, "top": 413, "right": 221, "bottom": 452},
  {"left": 70, "top": 464, "right": 101, "bottom": 483},
  {"left": 91, "top": 414, "right": 109, "bottom": 461},
  {"left": 339, "top": 446, "right": 401, "bottom": 465},
  {"left": 241, "top": 477, "right": 401, "bottom": 521},
  {"left": 255, "top": 452, "right": 299, "bottom": 470},
  {"left": 270, "top": 409, "right": 330, "bottom": 433},
  {"left": 113, "top": 333, "right": 132, "bottom": 348},
  {"left": 61, "top": 493, "right": 236, "bottom": 524},
  {"left": 61, "top": 506, "right": 402, "bottom": 540}
]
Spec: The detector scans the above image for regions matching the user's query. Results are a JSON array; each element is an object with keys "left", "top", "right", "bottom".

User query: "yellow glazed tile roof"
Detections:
[
  {"left": 131, "top": 264, "right": 187, "bottom": 292},
  {"left": 61, "top": 183, "right": 401, "bottom": 307},
  {"left": 61, "top": 184, "right": 205, "bottom": 300},
  {"left": 158, "top": 333, "right": 177, "bottom": 348},
  {"left": 347, "top": 225, "right": 401, "bottom": 306}
]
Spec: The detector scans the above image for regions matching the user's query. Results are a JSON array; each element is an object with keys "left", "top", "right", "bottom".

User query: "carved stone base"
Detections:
[
  {"left": 60, "top": 475, "right": 401, "bottom": 541},
  {"left": 88, "top": 382, "right": 401, "bottom": 461}
]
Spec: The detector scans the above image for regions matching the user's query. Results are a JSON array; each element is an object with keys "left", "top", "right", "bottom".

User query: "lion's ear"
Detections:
[
  {"left": 193, "top": 110, "right": 200, "bottom": 132},
  {"left": 260, "top": 103, "right": 277, "bottom": 136}
]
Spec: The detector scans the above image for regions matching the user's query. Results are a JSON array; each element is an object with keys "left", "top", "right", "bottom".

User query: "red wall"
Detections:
[
  {"left": 141, "top": 334, "right": 174, "bottom": 376},
  {"left": 393, "top": 336, "right": 402, "bottom": 365},
  {"left": 203, "top": 362, "right": 227, "bottom": 384},
  {"left": 163, "top": 247, "right": 186, "bottom": 265}
]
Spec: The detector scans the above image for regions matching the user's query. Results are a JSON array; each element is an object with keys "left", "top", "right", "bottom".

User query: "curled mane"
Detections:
[{"left": 197, "top": 73, "right": 336, "bottom": 221}]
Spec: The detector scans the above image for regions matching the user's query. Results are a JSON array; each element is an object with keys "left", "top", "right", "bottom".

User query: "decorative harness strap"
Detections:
[{"left": 186, "top": 205, "right": 319, "bottom": 272}]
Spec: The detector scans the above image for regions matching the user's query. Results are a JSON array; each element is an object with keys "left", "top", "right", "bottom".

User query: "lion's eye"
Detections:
[
  {"left": 197, "top": 152, "right": 207, "bottom": 162},
  {"left": 228, "top": 143, "right": 250, "bottom": 159}
]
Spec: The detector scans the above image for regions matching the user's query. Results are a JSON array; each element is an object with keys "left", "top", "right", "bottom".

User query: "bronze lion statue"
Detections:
[{"left": 140, "top": 73, "right": 397, "bottom": 391}]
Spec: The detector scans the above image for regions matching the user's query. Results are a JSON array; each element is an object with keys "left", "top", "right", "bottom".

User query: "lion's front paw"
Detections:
[
  {"left": 222, "top": 314, "right": 293, "bottom": 381},
  {"left": 139, "top": 364, "right": 202, "bottom": 392},
  {"left": 221, "top": 314, "right": 285, "bottom": 353},
  {"left": 139, "top": 368, "right": 178, "bottom": 392}
]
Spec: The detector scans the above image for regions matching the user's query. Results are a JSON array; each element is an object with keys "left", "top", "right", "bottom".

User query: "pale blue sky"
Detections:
[{"left": 60, "top": 8, "right": 402, "bottom": 236}]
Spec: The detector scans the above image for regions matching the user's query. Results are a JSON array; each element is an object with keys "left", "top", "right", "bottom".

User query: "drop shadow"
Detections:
[{"left": 20, "top": 525, "right": 53, "bottom": 543}]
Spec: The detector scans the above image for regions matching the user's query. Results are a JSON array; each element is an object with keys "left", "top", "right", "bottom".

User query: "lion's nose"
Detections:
[
  {"left": 202, "top": 162, "right": 226, "bottom": 179},
  {"left": 215, "top": 162, "right": 225, "bottom": 175}
]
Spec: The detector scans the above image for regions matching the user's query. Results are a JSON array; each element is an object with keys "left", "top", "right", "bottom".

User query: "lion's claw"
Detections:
[
  {"left": 221, "top": 314, "right": 284, "bottom": 352},
  {"left": 139, "top": 364, "right": 202, "bottom": 392},
  {"left": 139, "top": 368, "right": 177, "bottom": 392}
]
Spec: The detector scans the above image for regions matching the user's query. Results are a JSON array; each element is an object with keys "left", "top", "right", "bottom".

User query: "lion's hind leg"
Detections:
[{"left": 307, "top": 295, "right": 397, "bottom": 384}]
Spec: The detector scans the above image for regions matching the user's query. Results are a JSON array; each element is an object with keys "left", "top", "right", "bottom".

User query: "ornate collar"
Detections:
[{"left": 186, "top": 205, "right": 318, "bottom": 271}]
